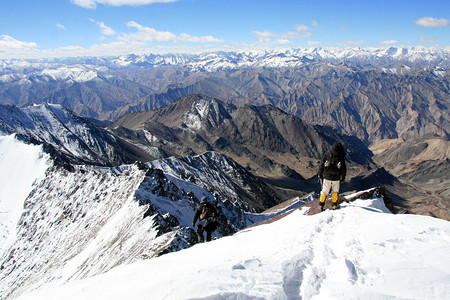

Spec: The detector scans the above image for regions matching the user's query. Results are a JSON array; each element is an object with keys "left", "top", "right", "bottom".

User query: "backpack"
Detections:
[
  {"left": 324, "top": 154, "right": 342, "bottom": 171},
  {"left": 200, "top": 204, "right": 214, "bottom": 219}
]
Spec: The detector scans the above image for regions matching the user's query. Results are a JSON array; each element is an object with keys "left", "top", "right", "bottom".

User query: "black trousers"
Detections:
[{"left": 196, "top": 225, "right": 212, "bottom": 242}]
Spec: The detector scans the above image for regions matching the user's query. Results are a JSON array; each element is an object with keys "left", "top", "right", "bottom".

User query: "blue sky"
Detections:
[{"left": 0, "top": 0, "right": 449, "bottom": 59}]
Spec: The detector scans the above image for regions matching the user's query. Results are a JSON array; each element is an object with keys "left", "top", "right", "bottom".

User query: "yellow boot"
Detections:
[
  {"left": 331, "top": 193, "right": 339, "bottom": 209},
  {"left": 319, "top": 194, "right": 326, "bottom": 211}
]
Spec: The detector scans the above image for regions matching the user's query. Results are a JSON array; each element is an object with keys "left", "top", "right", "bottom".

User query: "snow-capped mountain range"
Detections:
[
  {"left": 0, "top": 63, "right": 104, "bottom": 84},
  {"left": 108, "top": 47, "right": 450, "bottom": 71},
  {"left": 1, "top": 47, "right": 449, "bottom": 75}
]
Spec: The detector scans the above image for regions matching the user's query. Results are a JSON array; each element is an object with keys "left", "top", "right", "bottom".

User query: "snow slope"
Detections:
[
  {"left": 0, "top": 135, "right": 51, "bottom": 254},
  {"left": 16, "top": 195, "right": 450, "bottom": 300}
]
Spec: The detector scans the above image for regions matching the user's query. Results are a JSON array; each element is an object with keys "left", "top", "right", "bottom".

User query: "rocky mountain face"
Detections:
[
  {"left": 0, "top": 103, "right": 155, "bottom": 166},
  {"left": 121, "top": 64, "right": 449, "bottom": 143},
  {"left": 111, "top": 94, "right": 374, "bottom": 192},
  {"left": 148, "top": 151, "right": 282, "bottom": 212}
]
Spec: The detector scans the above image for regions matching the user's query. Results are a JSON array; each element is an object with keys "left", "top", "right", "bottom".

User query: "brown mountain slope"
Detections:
[{"left": 370, "top": 136, "right": 450, "bottom": 220}]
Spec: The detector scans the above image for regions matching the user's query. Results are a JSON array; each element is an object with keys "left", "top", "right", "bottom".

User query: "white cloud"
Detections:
[
  {"left": 98, "top": 22, "right": 116, "bottom": 36},
  {"left": 415, "top": 17, "right": 450, "bottom": 28},
  {"left": 56, "top": 23, "right": 66, "bottom": 30},
  {"left": 71, "top": 0, "right": 178, "bottom": 9},
  {"left": 252, "top": 25, "right": 313, "bottom": 47},
  {"left": 178, "top": 33, "right": 222, "bottom": 43},
  {"left": 337, "top": 39, "right": 364, "bottom": 47},
  {"left": 123, "top": 21, "right": 179, "bottom": 42},
  {"left": 419, "top": 37, "right": 437, "bottom": 43},
  {"left": 253, "top": 29, "right": 312, "bottom": 43},
  {"left": 253, "top": 31, "right": 299, "bottom": 40},
  {"left": 0, "top": 20, "right": 224, "bottom": 59},
  {"left": 274, "top": 39, "right": 291, "bottom": 45},
  {"left": 307, "top": 41, "right": 321, "bottom": 47},
  {"left": 294, "top": 24, "right": 313, "bottom": 38},
  {"left": 0, "top": 35, "right": 38, "bottom": 49},
  {"left": 0, "top": 36, "right": 40, "bottom": 59},
  {"left": 122, "top": 21, "right": 222, "bottom": 43},
  {"left": 295, "top": 25, "right": 309, "bottom": 32},
  {"left": 381, "top": 40, "right": 397, "bottom": 46},
  {"left": 299, "top": 32, "right": 312, "bottom": 39}
]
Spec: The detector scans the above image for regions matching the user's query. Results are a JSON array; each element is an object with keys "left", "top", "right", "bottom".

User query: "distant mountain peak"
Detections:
[
  {"left": 183, "top": 94, "right": 235, "bottom": 131},
  {"left": 113, "top": 94, "right": 236, "bottom": 132}
]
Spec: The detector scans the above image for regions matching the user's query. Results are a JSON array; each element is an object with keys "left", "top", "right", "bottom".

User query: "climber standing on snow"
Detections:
[
  {"left": 318, "top": 141, "right": 347, "bottom": 211},
  {"left": 193, "top": 197, "right": 218, "bottom": 242}
]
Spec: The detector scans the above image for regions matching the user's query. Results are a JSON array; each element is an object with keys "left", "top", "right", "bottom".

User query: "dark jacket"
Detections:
[
  {"left": 193, "top": 201, "right": 217, "bottom": 226},
  {"left": 318, "top": 142, "right": 347, "bottom": 181}
]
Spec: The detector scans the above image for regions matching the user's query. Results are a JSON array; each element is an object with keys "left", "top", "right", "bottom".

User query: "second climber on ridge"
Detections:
[{"left": 192, "top": 197, "right": 219, "bottom": 242}]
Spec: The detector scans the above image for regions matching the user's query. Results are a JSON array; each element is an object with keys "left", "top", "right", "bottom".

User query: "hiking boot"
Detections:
[
  {"left": 196, "top": 227, "right": 204, "bottom": 243},
  {"left": 331, "top": 202, "right": 340, "bottom": 210},
  {"left": 197, "top": 233, "right": 204, "bottom": 243},
  {"left": 319, "top": 201, "right": 325, "bottom": 212}
]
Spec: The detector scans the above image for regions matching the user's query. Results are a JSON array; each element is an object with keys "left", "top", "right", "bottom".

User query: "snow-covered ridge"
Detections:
[
  {"left": 0, "top": 103, "right": 137, "bottom": 166},
  {"left": 38, "top": 65, "right": 100, "bottom": 82},
  {"left": 0, "top": 135, "right": 291, "bottom": 299},
  {"left": 15, "top": 192, "right": 450, "bottom": 300}
]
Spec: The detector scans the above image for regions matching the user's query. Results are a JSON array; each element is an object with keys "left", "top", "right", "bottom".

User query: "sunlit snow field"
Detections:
[{"left": 17, "top": 196, "right": 450, "bottom": 300}]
